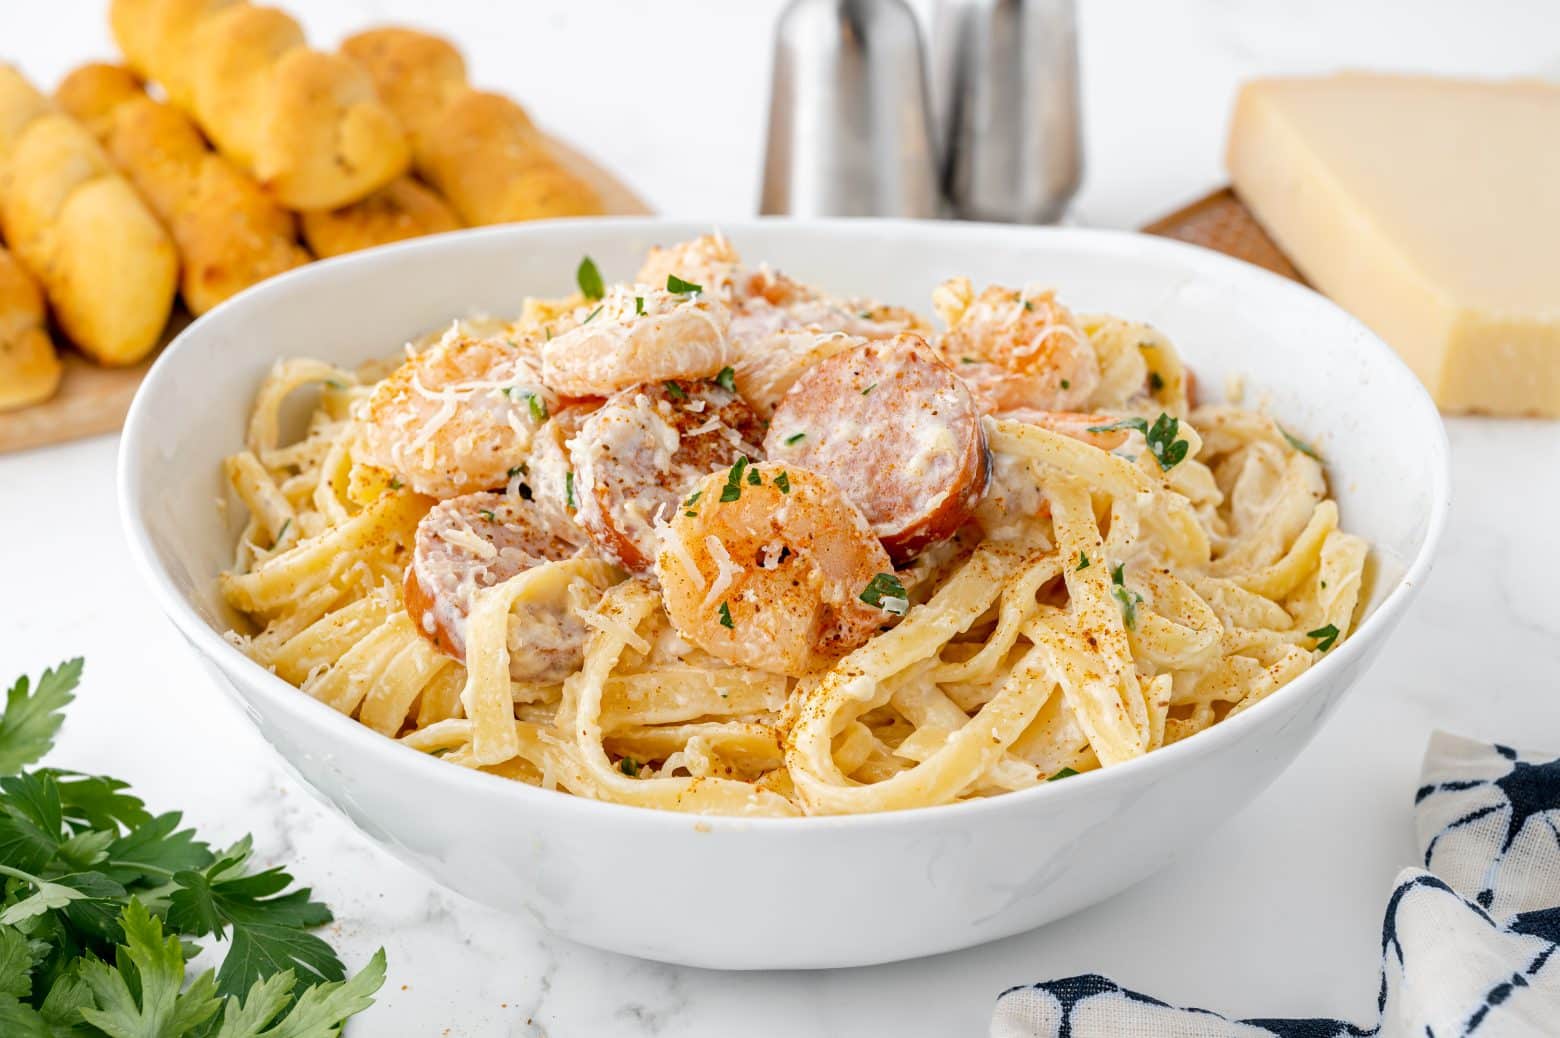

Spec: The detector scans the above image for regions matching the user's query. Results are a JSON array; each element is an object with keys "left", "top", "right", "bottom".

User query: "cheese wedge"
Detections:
[{"left": 1227, "top": 75, "right": 1560, "bottom": 417}]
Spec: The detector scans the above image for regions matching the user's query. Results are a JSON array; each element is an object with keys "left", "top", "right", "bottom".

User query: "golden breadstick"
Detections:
[
  {"left": 109, "top": 0, "right": 409, "bottom": 210},
  {"left": 343, "top": 28, "right": 601, "bottom": 225},
  {"left": 300, "top": 176, "right": 461, "bottom": 259},
  {"left": 57, "top": 63, "right": 310, "bottom": 316},
  {"left": 0, "top": 65, "right": 176, "bottom": 366},
  {"left": 0, "top": 243, "right": 61, "bottom": 412}
]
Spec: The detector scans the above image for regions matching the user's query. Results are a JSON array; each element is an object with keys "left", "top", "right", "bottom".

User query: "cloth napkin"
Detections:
[{"left": 992, "top": 732, "right": 1560, "bottom": 1037}]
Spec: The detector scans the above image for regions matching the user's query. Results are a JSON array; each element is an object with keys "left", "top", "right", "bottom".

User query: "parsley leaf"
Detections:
[
  {"left": 0, "top": 659, "right": 80, "bottom": 777},
  {"left": 715, "top": 366, "right": 736, "bottom": 393},
  {"left": 582, "top": 305, "right": 603, "bottom": 324},
  {"left": 720, "top": 458, "right": 749, "bottom": 503},
  {"left": 1048, "top": 767, "right": 1079, "bottom": 781},
  {"left": 1307, "top": 624, "right": 1340, "bottom": 652},
  {"left": 783, "top": 431, "right": 805, "bottom": 446},
  {"left": 717, "top": 602, "right": 734, "bottom": 629},
  {"left": 80, "top": 900, "right": 223, "bottom": 1037},
  {"left": 663, "top": 381, "right": 686, "bottom": 401},
  {"left": 1279, "top": 424, "right": 1322, "bottom": 460},
  {"left": 618, "top": 758, "right": 640, "bottom": 777},
  {"left": 1110, "top": 563, "right": 1144, "bottom": 630},
  {"left": 634, "top": 296, "right": 645, "bottom": 316},
  {"left": 576, "top": 256, "right": 604, "bottom": 300},
  {"left": 478, "top": 509, "right": 496, "bottom": 522},
  {"left": 564, "top": 471, "right": 576, "bottom": 511},
  {"left": 666, "top": 274, "right": 702, "bottom": 295},
  {"left": 860, "top": 573, "right": 909, "bottom": 615},
  {"left": 1076, "top": 552, "right": 1090, "bottom": 571},
  {"left": 1086, "top": 413, "right": 1189, "bottom": 471},
  {"left": 774, "top": 471, "right": 790, "bottom": 495}
]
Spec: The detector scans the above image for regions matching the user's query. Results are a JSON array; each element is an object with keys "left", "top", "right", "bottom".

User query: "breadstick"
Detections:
[
  {"left": 0, "top": 243, "right": 61, "bottom": 412},
  {"left": 109, "top": 0, "right": 409, "bottom": 210},
  {"left": 0, "top": 65, "right": 176, "bottom": 366},
  {"left": 300, "top": 176, "right": 461, "bottom": 259},
  {"left": 56, "top": 63, "right": 310, "bottom": 316},
  {"left": 342, "top": 28, "right": 602, "bottom": 225}
]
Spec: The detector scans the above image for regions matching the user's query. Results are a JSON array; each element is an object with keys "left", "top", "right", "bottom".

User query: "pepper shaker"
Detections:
[
  {"left": 932, "top": 0, "right": 1084, "bottom": 223},
  {"left": 761, "top": 0, "right": 942, "bottom": 218}
]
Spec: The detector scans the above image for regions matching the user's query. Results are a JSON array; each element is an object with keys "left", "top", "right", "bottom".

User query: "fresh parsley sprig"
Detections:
[
  {"left": 0, "top": 660, "right": 384, "bottom": 1035},
  {"left": 1086, "top": 412, "right": 1190, "bottom": 471}
]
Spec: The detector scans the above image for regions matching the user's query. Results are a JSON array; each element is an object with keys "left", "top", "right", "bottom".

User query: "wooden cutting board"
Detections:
[
  {"left": 0, "top": 183, "right": 1285, "bottom": 455},
  {"left": 0, "top": 131, "right": 651, "bottom": 455}
]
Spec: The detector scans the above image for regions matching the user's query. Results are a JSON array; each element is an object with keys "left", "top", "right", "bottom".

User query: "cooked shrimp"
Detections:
[
  {"left": 403, "top": 491, "right": 608, "bottom": 680},
  {"left": 935, "top": 277, "right": 1099, "bottom": 412},
  {"left": 539, "top": 284, "right": 734, "bottom": 398},
  {"left": 637, "top": 232, "right": 746, "bottom": 301},
  {"left": 572, "top": 379, "right": 764, "bottom": 573},
  {"left": 354, "top": 326, "right": 555, "bottom": 498},
  {"left": 654, "top": 462, "right": 894, "bottom": 676}
]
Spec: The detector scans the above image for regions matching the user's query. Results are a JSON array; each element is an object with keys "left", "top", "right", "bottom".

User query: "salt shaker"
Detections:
[
  {"left": 760, "top": 0, "right": 942, "bottom": 218},
  {"left": 932, "top": 0, "right": 1083, "bottom": 223}
]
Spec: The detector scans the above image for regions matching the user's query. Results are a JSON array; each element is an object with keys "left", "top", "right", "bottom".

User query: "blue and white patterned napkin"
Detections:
[{"left": 992, "top": 732, "right": 1560, "bottom": 1037}]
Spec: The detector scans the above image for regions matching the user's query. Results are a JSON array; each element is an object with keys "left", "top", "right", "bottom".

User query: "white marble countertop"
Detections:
[{"left": 4, "top": 1, "right": 1559, "bottom": 1034}]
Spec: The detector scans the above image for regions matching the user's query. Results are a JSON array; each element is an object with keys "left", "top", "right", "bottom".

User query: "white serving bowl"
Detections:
[{"left": 119, "top": 219, "right": 1448, "bottom": 970}]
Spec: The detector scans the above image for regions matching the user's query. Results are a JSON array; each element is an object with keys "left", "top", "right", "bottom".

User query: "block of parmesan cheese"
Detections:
[{"left": 1226, "top": 75, "right": 1560, "bottom": 417}]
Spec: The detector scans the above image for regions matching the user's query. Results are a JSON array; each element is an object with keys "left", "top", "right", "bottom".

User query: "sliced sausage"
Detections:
[
  {"left": 763, "top": 334, "right": 989, "bottom": 564},
  {"left": 570, "top": 379, "right": 765, "bottom": 573},
  {"left": 403, "top": 491, "right": 598, "bottom": 680}
]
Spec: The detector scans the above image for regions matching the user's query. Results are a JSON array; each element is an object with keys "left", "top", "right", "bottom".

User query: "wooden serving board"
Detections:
[
  {"left": 1, "top": 183, "right": 1287, "bottom": 456},
  {"left": 0, "top": 131, "right": 651, "bottom": 455}
]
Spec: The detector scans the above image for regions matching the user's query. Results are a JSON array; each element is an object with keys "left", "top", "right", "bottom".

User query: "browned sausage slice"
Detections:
[
  {"left": 763, "top": 334, "right": 989, "bottom": 564},
  {"left": 570, "top": 379, "right": 765, "bottom": 573},
  {"left": 403, "top": 491, "right": 599, "bottom": 680}
]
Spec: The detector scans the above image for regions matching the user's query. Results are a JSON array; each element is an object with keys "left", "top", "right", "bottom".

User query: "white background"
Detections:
[{"left": 3, "top": 1, "right": 1560, "bottom": 1034}]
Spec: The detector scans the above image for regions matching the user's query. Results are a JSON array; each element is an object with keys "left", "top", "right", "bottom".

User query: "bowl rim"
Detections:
[{"left": 117, "top": 216, "right": 1451, "bottom": 833}]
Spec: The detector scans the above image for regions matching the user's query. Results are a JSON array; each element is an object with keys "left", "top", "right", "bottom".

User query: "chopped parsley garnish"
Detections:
[
  {"left": 718, "top": 602, "right": 734, "bottom": 628},
  {"left": 274, "top": 518, "right": 290, "bottom": 543},
  {"left": 1278, "top": 424, "right": 1322, "bottom": 460},
  {"left": 1110, "top": 563, "right": 1143, "bottom": 630},
  {"left": 389, "top": 477, "right": 403, "bottom": 490},
  {"left": 325, "top": 379, "right": 346, "bottom": 390},
  {"left": 1060, "top": 379, "right": 1070, "bottom": 389},
  {"left": 1307, "top": 623, "right": 1340, "bottom": 652},
  {"left": 1086, "top": 412, "right": 1189, "bottom": 471},
  {"left": 747, "top": 467, "right": 761, "bottom": 486},
  {"left": 508, "top": 464, "right": 527, "bottom": 478},
  {"left": 1148, "top": 371, "right": 1165, "bottom": 392},
  {"left": 528, "top": 393, "right": 548, "bottom": 423},
  {"left": 720, "top": 457, "right": 750, "bottom": 502},
  {"left": 1023, "top": 300, "right": 1034, "bottom": 311},
  {"left": 576, "top": 255, "right": 604, "bottom": 300},
  {"left": 582, "top": 304, "right": 604, "bottom": 324},
  {"left": 774, "top": 471, "right": 791, "bottom": 494},
  {"left": 783, "top": 431, "right": 805, "bottom": 446},
  {"left": 619, "top": 757, "right": 640, "bottom": 777},
  {"left": 860, "top": 572, "right": 909, "bottom": 615},
  {"left": 478, "top": 509, "right": 496, "bottom": 522},
  {"left": 715, "top": 365, "right": 737, "bottom": 392},
  {"left": 664, "top": 380, "right": 687, "bottom": 401},
  {"left": 861, "top": 383, "right": 876, "bottom": 396},
  {"left": 667, "top": 274, "right": 702, "bottom": 295},
  {"left": 634, "top": 295, "right": 645, "bottom": 315},
  {"left": 1049, "top": 767, "right": 1079, "bottom": 781},
  {"left": 564, "top": 470, "right": 576, "bottom": 510},
  {"left": 960, "top": 356, "right": 976, "bottom": 364},
  {"left": 1076, "top": 551, "right": 1090, "bottom": 571},
  {"left": 684, "top": 489, "right": 702, "bottom": 508}
]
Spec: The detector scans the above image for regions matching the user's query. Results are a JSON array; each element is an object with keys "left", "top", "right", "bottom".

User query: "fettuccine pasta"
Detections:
[{"left": 220, "top": 234, "right": 1368, "bottom": 817}]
